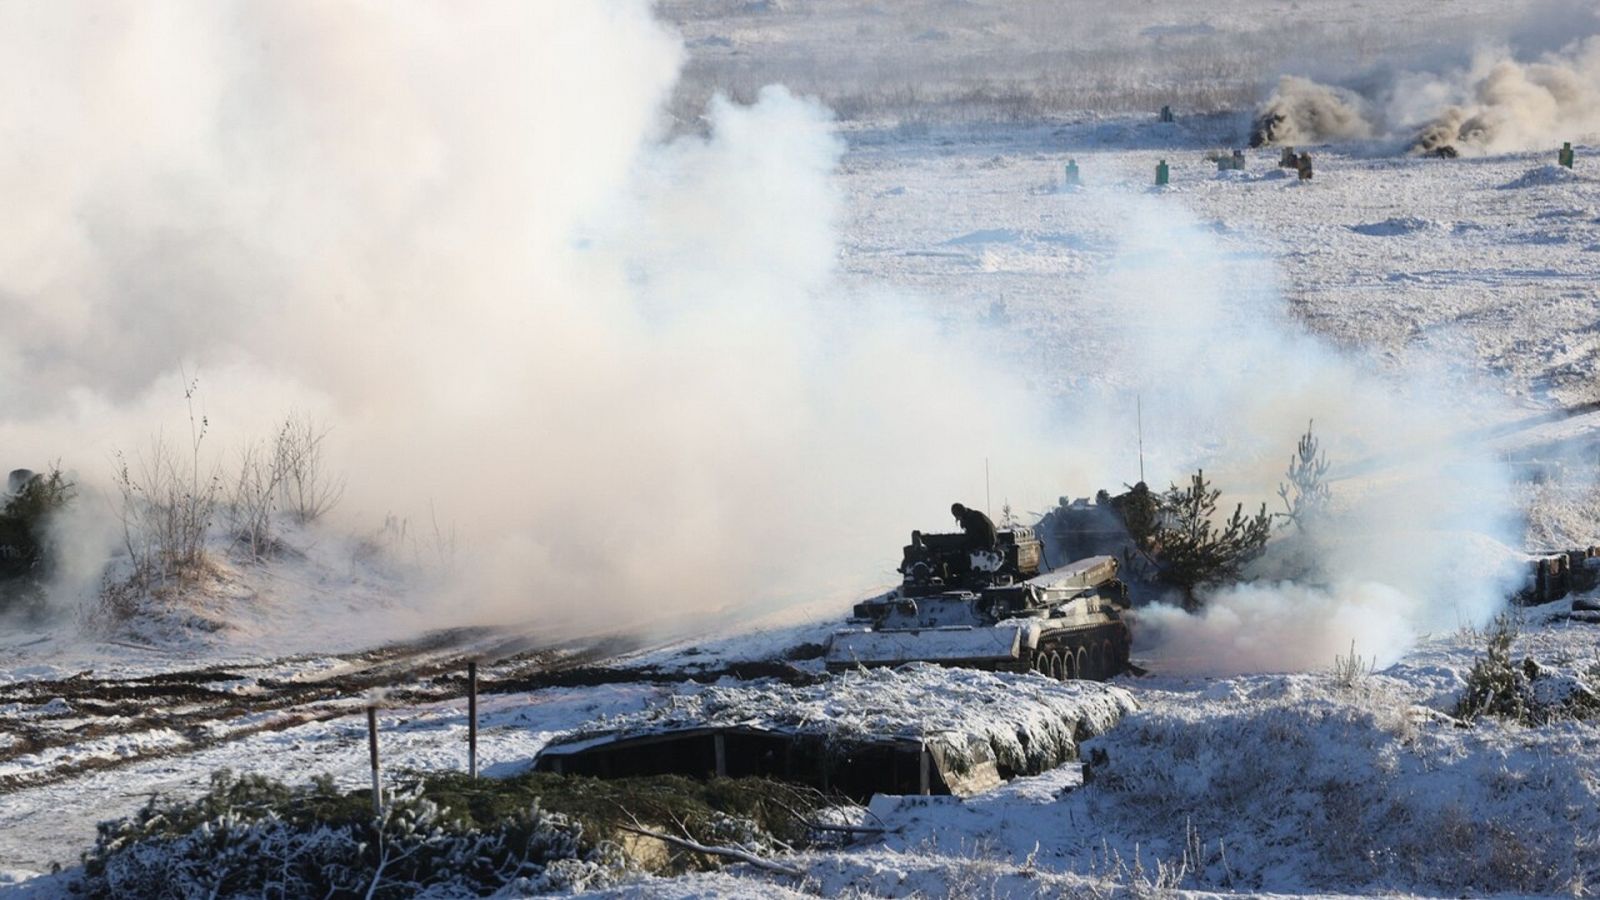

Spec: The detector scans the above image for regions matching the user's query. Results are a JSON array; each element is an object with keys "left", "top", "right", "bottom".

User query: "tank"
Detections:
[{"left": 824, "top": 525, "right": 1132, "bottom": 680}]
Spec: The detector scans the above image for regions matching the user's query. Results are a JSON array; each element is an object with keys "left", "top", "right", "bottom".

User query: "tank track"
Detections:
[{"left": 1020, "top": 623, "right": 1131, "bottom": 682}]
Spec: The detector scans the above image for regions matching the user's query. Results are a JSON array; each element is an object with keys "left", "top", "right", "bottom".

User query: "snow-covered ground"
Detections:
[
  {"left": 834, "top": 126, "right": 1600, "bottom": 414},
  {"left": 6, "top": 595, "right": 1594, "bottom": 896}
]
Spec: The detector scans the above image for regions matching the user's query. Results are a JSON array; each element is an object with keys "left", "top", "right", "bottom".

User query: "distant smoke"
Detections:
[
  {"left": 1248, "top": 76, "right": 1372, "bottom": 148},
  {"left": 1401, "top": 40, "right": 1600, "bottom": 154},
  {"left": 1251, "top": 35, "right": 1600, "bottom": 156}
]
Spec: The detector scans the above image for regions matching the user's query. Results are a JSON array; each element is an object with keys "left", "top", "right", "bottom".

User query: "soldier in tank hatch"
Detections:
[{"left": 950, "top": 502, "right": 997, "bottom": 550}]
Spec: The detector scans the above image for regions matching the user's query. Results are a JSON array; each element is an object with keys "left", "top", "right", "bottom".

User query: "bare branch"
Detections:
[{"left": 614, "top": 824, "right": 804, "bottom": 878}]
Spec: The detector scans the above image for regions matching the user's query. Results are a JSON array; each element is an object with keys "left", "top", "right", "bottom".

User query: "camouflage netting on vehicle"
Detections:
[{"left": 549, "top": 664, "right": 1137, "bottom": 777}]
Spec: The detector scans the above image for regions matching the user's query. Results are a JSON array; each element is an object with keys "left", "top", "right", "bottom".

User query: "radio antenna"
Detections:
[{"left": 1136, "top": 395, "right": 1146, "bottom": 484}]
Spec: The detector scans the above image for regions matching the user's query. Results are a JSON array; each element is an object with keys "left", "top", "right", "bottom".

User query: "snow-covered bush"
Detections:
[
  {"left": 112, "top": 436, "right": 220, "bottom": 589},
  {"left": 76, "top": 769, "right": 837, "bottom": 897},
  {"left": 77, "top": 770, "right": 629, "bottom": 898},
  {"left": 275, "top": 412, "right": 344, "bottom": 525},
  {"left": 1456, "top": 614, "right": 1528, "bottom": 723},
  {"left": 225, "top": 438, "right": 285, "bottom": 561},
  {"left": 225, "top": 413, "right": 343, "bottom": 561},
  {"left": 1457, "top": 615, "right": 1600, "bottom": 725}
]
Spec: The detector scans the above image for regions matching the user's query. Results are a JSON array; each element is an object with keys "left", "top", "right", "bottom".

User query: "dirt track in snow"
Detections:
[{"left": 0, "top": 627, "right": 619, "bottom": 793}]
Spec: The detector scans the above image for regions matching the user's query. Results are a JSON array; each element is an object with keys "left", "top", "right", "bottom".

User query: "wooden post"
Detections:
[
  {"left": 467, "top": 660, "right": 479, "bottom": 780},
  {"left": 919, "top": 743, "right": 931, "bottom": 796},
  {"left": 367, "top": 705, "right": 383, "bottom": 815}
]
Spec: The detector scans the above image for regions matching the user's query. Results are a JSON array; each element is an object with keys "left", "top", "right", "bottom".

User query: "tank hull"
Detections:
[
  {"left": 824, "top": 618, "right": 1130, "bottom": 681},
  {"left": 825, "top": 547, "right": 1133, "bottom": 681}
]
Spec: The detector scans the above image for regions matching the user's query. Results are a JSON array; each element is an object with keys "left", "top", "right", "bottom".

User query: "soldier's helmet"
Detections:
[{"left": 6, "top": 469, "right": 35, "bottom": 495}]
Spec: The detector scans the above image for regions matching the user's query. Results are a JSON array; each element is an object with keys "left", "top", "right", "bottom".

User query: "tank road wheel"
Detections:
[
  {"left": 1034, "top": 653, "right": 1050, "bottom": 676},
  {"left": 1087, "top": 644, "right": 1101, "bottom": 681},
  {"left": 1060, "top": 648, "right": 1075, "bottom": 680},
  {"left": 1048, "top": 652, "right": 1061, "bottom": 680},
  {"left": 1076, "top": 647, "right": 1087, "bottom": 680}
]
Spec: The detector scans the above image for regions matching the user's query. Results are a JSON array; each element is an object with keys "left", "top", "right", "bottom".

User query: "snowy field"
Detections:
[{"left": 4, "top": 0, "right": 1600, "bottom": 896}]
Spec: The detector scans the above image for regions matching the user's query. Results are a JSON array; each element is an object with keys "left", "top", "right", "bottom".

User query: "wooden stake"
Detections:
[
  {"left": 367, "top": 705, "right": 382, "bottom": 815},
  {"left": 467, "top": 660, "right": 479, "bottom": 780}
]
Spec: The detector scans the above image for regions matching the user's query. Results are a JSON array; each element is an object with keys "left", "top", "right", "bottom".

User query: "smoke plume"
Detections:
[
  {"left": 0, "top": 3, "right": 1529, "bottom": 675},
  {"left": 1063, "top": 195, "right": 1523, "bottom": 674},
  {"left": 1248, "top": 76, "right": 1373, "bottom": 148},
  {"left": 0, "top": 1, "right": 1080, "bottom": 637},
  {"left": 1252, "top": 34, "right": 1600, "bottom": 155}
]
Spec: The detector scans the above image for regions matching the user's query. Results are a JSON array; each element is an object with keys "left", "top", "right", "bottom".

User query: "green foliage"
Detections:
[
  {"left": 1149, "top": 470, "right": 1274, "bottom": 608},
  {"left": 1456, "top": 614, "right": 1527, "bottom": 723},
  {"left": 0, "top": 467, "right": 73, "bottom": 574},
  {"left": 79, "top": 770, "right": 628, "bottom": 898},
  {"left": 424, "top": 771, "right": 825, "bottom": 862},
  {"left": 0, "top": 467, "right": 74, "bottom": 618},
  {"left": 1456, "top": 614, "right": 1600, "bottom": 725},
  {"left": 77, "top": 769, "right": 834, "bottom": 898}
]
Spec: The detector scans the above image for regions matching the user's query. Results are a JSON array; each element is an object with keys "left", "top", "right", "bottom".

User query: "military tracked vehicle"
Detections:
[{"left": 825, "top": 525, "right": 1132, "bottom": 680}]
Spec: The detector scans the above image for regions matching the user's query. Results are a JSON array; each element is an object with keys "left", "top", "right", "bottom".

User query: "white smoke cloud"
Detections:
[
  {"left": 0, "top": 1, "right": 1082, "bottom": 636},
  {"left": 1061, "top": 196, "right": 1524, "bottom": 674},
  {"left": 0, "top": 2, "right": 1530, "bottom": 675},
  {"left": 1253, "top": 34, "right": 1600, "bottom": 155}
]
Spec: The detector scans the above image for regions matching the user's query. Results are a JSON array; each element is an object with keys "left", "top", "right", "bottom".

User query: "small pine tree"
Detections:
[
  {"left": 0, "top": 466, "right": 74, "bottom": 578},
  {"left": 1278, "top": 420, "right": 1331, "bottom": 531},
  {"left": 1456, "top": 614, "right": 1527, "bottom": 723},
  {"left": 1152, "top": 470, "right": 1273, "bottom": 609}
]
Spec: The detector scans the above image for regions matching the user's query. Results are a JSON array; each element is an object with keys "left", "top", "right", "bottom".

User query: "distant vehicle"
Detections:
[{"left": 825, "top": 524, "right": 1132, "bottom": 680}]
